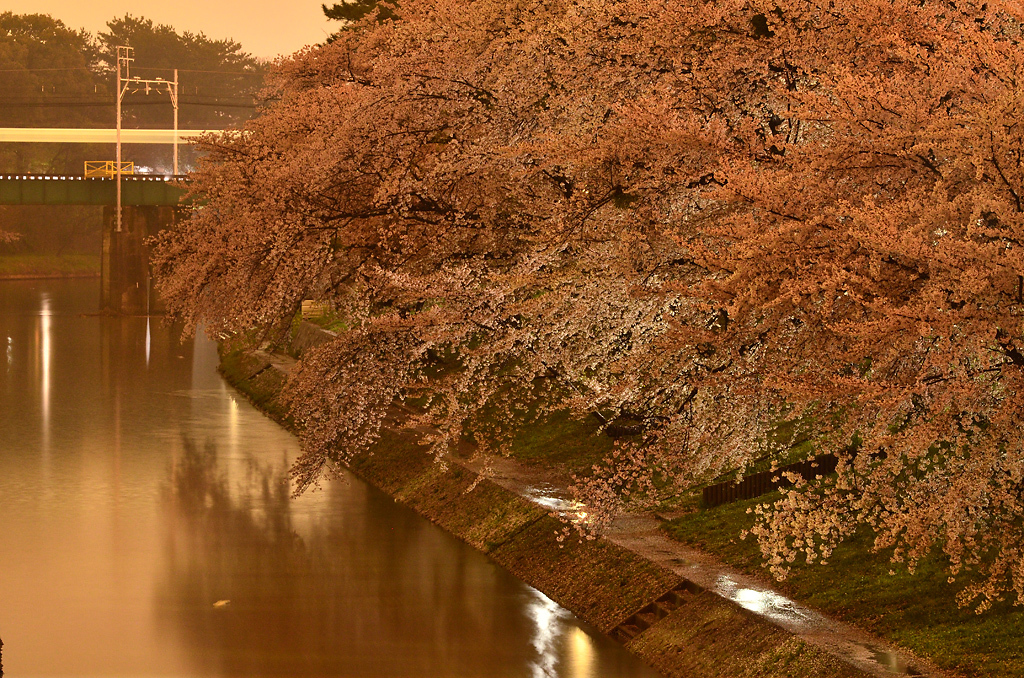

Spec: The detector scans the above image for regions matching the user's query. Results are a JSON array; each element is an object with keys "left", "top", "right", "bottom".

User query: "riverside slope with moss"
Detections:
[
  {"left": 219, "top": 323, "right": 898, "bottom": 678},
  {"left": 0, "top": 254, "right": 100, "bottom": 279}
]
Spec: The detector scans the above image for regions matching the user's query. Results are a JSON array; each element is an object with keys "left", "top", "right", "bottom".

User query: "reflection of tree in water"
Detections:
[{"left": 155, "top": 437, "right": 548, "bottom": 677}]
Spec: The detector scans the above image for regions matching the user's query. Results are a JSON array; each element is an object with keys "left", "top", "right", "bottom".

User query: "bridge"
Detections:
[
  {"left": 0, "top": 174, "right": 188, "bottom": 206},
  {"left": 0, "top": 127, "right": 216, "bottom": 144},
  {"left": 1, "top": 127, "right": 226, "bottom": 315},
  {"left": 0, "top": 173, "right": 193, "bottom": 315}
]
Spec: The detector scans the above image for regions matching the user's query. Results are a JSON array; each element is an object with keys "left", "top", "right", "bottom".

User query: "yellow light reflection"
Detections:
[
  {"left": 40, "top": 293, "right": 52, "bottom": 466},
  {"left": 569, "top": 626, "right": 594, "bottom": 678},
  {"left": 228, "top": 396, "right": 239, "bottom": 459},
  {"left": 527, "top": 588, "right": 565, "bottom": 678}
]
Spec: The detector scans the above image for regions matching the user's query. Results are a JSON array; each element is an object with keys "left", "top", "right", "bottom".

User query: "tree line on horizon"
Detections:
[
  {"left": 0, "top": 12, "right": 269, "bottom": 255},
  {"left": 0, "top": 12, "right": 268, "bottom": 175}
]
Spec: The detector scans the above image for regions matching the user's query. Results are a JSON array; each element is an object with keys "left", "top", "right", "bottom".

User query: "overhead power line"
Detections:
[
  {"left": 0, "top": 67, "right": 96, "bottom": 73},
  {"left": 0, "top": 99, "right": 258, "bottom": 109},
  {"left": 0, "top": 66, "right": 262, "bottom": 76}
]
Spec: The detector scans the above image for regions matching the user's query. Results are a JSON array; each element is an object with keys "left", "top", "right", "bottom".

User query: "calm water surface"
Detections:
[{"left": 0, "top": 279, "right": 658, "bottom": 677}]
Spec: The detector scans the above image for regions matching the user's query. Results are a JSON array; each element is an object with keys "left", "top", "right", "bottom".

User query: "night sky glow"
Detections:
[{"left": 3, "top": 0, "right": 332, "bottom": 59}]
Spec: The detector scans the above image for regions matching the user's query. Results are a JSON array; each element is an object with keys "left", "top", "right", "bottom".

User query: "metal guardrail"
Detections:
[{"left": 84, "top": 161, "right": 134, "bottom": 178}]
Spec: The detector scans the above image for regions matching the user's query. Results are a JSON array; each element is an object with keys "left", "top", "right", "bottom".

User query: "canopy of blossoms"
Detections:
[{"left": 154, "top": 0, "right": 1024, "bottom": 611}]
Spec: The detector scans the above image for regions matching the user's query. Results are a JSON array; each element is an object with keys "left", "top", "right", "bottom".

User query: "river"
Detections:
[{"left": 0, "top": 278, "right": 659, "bottom": 677}]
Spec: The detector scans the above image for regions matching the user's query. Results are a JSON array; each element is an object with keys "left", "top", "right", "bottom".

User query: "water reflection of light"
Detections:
[
  {"left": 520, "top": 486, "right": 595, "bottom": 528},
  {"left": 145, "top": 316, "right": 151, "bottom": 367},
  {"left": 842, "top": 640, "right": 920, "bottom": 675},
  {"left": 530, "top": 494, "right": 569, "bottom": 511},
  {"left": 713, "top": 575, "right": 813, "bottom": 627},
  {"left": 39, "top": 294, "right": 52, "bottom": 461},
  {"left": 6, "top": 336, "right": 11, "bottom": 368},
  {"left": 522, "top": 484, "right": 574, "bottom": 512},
  {"left": 527, "top": 588, "right": 570, "bottom": 678},
  {"left": 228, "top": 396, "right": 239, "bottom": 459},
  {"left": 533, "top": 495, "right": 568, "bottom": 510},
  {"left": 569, "top": 626, "right": 594, "bottom": 678}
]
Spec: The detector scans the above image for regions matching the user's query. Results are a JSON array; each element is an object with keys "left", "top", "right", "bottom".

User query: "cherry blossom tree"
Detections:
[
  {"left": 702, "top": 2, "right": 1024, "bottom": 612},
  {"left": 154, "top": 0, "right": 1024, "bottom": 610}
]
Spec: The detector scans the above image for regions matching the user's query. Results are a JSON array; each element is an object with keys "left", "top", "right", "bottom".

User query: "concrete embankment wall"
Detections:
[{"left": 219, "top": 332, "right": 866, "bottom": 678}]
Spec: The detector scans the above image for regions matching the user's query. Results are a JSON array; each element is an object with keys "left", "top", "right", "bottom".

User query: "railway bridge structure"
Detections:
[{"left": 1, "top": 127, "right": 211, "bottom": 314}]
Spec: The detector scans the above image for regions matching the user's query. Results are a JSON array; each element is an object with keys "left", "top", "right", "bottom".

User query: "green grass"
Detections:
[
  {"left": 304, "top": 311, "right": 349, "bottom": 333},
  {"left": 220, "top": 321, "right": 1024, "bottom": 675},
  {"left": 0, "top": 253, "right": 100, "bottom": 277},
  {"left": 662, "top": 495, "right": 1024, "bottom": 677},
  {"left": 507, "top": 409, "right": 616, "bottom": 475}
]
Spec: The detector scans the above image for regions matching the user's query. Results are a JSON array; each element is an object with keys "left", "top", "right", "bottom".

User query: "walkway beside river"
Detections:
[
  {"left": 456, "top": 455, "right": 940, "bottom": 678},
  {"left": 254, "top": 341, "right": 943, "bottom": 678}
]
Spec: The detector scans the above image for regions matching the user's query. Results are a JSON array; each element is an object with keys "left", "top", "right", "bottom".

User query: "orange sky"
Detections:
[{"left": 5, "top": 0, "right": 334, "bottom": 59}]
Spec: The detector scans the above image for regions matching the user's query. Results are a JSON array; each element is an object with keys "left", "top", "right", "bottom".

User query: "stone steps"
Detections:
[{"left": 609, "top": 580, "right": 701, "bottom": 644}]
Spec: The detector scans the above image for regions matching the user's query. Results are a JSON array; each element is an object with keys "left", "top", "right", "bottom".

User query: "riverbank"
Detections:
[
  {"left": 218, "top": 335, "right": 886, "bottom": 678},
  {"left": 663, "top": 497, "right": 1024, "bottom": 677},
  {"left": 0, "top": 253, "right": 100, "bottom": 279}
]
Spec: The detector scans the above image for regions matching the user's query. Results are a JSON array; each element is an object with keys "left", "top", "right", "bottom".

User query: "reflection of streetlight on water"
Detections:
[
  {"left": 39, "top": 293, "right": 52, "bottom": 471},
  {"left": 526, "top": 588, "right": 597, "bottom": 678},
  {"left": 527, "top": 588, "right": 568, "bottom": 678}
]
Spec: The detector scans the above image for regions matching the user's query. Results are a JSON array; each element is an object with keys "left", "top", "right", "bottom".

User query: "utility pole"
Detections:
[
  {"left": 116, "top": 46, "right": 132, "bottom": 233},
  {"left": 172, "top": 68, "right": 179, "bottom": 175},
  {"left": 115, "top": 46, "right": 181, "bottom": 231}
]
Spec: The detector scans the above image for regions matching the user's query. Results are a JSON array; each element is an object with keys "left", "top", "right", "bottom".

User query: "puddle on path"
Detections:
[
  {"left": 850, "top": 642, "right": 924, "bottom": 676},
  {"left": 520, "top": 483, "right": 577, "bottom": 513},
  {"left": 712, "top": 574, "right": 926, "bottom": 676},
  {"left": 714, "top": 575, "right": 821, "bottom": 629}
]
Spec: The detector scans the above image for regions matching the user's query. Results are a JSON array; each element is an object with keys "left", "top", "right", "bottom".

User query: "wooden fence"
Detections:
[{"left": 701, "top": 453, "right": 839, "bottom": 508}]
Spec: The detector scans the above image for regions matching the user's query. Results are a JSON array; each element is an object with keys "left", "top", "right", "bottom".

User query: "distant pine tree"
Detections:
[{"left": 322, "top": 0, "right": 398, "bottom": 25}]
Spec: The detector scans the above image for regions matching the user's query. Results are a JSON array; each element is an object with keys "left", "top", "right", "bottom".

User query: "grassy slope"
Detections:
[
  {"left": 508, "top": 408, "right": 617, "bottom": 475},
  {"left": 629, "top": 591, "right": 863, "bottom": 678},
  {"left": 662, "top": 495, "right": 1024, "bottom": 677},
  {"left": 223, "top": 324, "right": 1024, "bottom": 676},
  {"left": 219, "top": 344, "right": 864, "bottom": 677},
  {"left": 0, "top": 253, "right": 100, "bottom": 277}
]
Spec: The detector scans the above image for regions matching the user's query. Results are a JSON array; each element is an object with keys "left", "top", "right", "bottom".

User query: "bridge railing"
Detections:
[
  {"left": 84, "top": 161, "right": 135, "bottom": 179},
  {"left": 0, "top": 174, "right": 190, "bottom": 206}
]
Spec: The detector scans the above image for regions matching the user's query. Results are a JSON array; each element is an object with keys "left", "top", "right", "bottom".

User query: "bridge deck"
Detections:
[{"left": 0, "top": 174, "right": 189, "bottom": 206}]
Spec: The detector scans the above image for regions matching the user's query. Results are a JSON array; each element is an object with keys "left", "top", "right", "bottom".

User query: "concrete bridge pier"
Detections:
[{"left": 101, "top": 205, "right": 177, "bottom": 315}]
